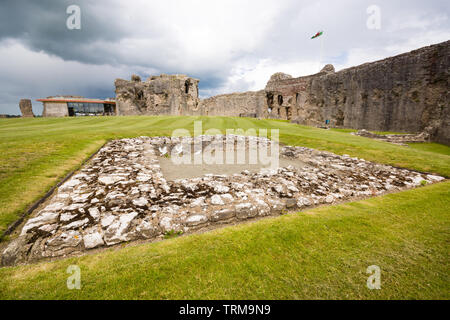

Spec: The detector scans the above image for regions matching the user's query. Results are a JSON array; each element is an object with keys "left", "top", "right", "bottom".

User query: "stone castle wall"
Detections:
[
  {"left": 199, "top": 90, "right": 267, "bottom": 117},
  {"left": 115, "top": 40, "right": 449, "bottom": 144},
  {"left": 115, "top": 75, "right": 267, "bottom": 118},
  {"left": 265, "top": 41, "right": 449, "bottom": 144}
]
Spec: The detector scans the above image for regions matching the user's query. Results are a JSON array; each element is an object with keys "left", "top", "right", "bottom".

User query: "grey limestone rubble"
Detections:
[
  {"left": 352, "top": 129, "right": 431, "bottom": 145},
  {"left": 1, "top": 135, "right": 445, "bottom": 266}
]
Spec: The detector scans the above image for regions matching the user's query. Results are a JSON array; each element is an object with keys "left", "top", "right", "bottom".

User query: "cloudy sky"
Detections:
[{"left": 1, "top": 0, "right": 449, "bottom": 115}]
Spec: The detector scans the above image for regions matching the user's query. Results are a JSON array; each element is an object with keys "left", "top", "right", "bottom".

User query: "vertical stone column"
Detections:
[{"left": 19, "top": 99, "right": 35, "bottom": 118}]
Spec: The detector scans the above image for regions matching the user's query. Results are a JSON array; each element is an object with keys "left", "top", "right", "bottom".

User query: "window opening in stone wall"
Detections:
[{"left": 278, "top": 95, "right": 283, "bottom": 106}]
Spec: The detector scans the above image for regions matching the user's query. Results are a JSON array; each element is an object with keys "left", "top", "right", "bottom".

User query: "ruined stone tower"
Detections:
[
  {"left": 19, "top": 99, "right": 35, "bottom": 118},
  {"left": 115, "top": 74, "right": 200, "bottom": 116}
]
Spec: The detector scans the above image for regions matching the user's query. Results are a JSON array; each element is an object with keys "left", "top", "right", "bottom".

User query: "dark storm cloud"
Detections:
[
  {"left": 0, "top": 0, "right": 127, "bottom": 64},
  {"left": 1, "top": 0, "right": 449, "bottom": 67},
  {"left": 0, "top": 0, "right": 448, "bottom": 115}
]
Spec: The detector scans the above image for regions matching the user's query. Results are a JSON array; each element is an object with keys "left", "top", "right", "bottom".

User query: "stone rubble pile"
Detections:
[
  {"left": 1, "top": 136, "right": 445, "bottom": 266},
  {"left": 352, "top": 129, "right": 430, "bottom": 145}
]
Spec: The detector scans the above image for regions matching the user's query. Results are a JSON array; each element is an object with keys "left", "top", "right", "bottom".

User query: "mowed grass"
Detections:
[
  {"left": 0, "top": 116, "right": 449, "bottom": 299},
  {"left": 1, "top": 116, "right": 449, "bottom": 236},
  {"left": 407, "top": 143, "right": 450, "bottom": 156},
  {"left": 331, "top": 128, "right": 411, "bottom": 135},
  {"left": 0, "top": 181, "right": 448, "bottom": 299}
]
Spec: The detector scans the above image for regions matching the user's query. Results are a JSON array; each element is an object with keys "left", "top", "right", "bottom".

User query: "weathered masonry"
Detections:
[
  {"left": 19, "top": 99, "right": 35, "bottom": 118},
  {"left": 114, "top": 41, "right": 449, "bottom": 144},
  {"left": 264, "top": 41, "right": 449, "bottom": 145},
  {"left": 28, "top": 41, "right": 448, "bottom": 144},
  {"left": 114, "top": 74, "right": 200, "bottom": 116},
  {"left": 115, "top": 74, "right": 268, "bottom": 118},
  {"left": 37, "top": 96, "right": 116, "bottom": 117}
]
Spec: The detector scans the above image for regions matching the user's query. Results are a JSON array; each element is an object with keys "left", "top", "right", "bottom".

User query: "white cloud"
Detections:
[
  {"left": 202, "top": 58, "right": 323, "bottom": 97},
  {"left": 106, "top": 0, "right": 291, "bottom": 74},
  {"left": 387, "top": 13, "right": 448, "bottom": 32},
  {"left": 385, "top": 30, "right": 450, "bottom": 54}
]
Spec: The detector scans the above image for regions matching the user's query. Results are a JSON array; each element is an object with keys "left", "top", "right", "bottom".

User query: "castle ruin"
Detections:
[
  {"left": 19, "top": 99, "right": 35, "bottom": 118},
  {"left": 115, "top": 74, "right": 200, "bottom": 116},
  {"left": 107, "top": 40, "right": 448, "bottom": 144}
]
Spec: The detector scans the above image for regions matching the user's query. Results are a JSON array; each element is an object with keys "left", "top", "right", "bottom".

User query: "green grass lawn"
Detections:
[
  {"left": 0, "top": 116, "right": 449, "bottom": 299},
  {"left": 331, "top": 128, "right": 413, "bottom": 135},
  {"left": 407, "top": 143, "right": 450, "bottom": 156},
  {"left": 1, "top": 181, "right": 448, "bottom": 299}
]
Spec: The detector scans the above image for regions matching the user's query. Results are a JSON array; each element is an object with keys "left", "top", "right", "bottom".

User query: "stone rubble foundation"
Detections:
[
  {"left": 1, "top": 135, "right": 445, "bottom": 266},
  {"left": 352, "top": 129, "right": 430, "bottom": 145}
]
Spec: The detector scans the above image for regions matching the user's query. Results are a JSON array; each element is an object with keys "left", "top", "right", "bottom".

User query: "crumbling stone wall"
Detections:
[
  {"left": 19, "top": 99, "right": 35, "bottom": 118},
  {"left": 265, "top": 41, "right": 450, "bottom": 144},
  {"left": 114, "top": 41, "right": 449, "bottom": 144},
  {"left": 115, "top": 74, "right": 200, "bottom": 116},
  {"left": 199, "top": 90, "right": 267, "bottom": 118},
  {"left": 115, "top": 74, "right": 266, "bottom": 118}
]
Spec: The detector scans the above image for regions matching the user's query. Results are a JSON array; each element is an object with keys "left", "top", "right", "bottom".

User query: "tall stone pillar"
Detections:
[{"left": 19, "top": 99, "right": 35, "bottom": 118}]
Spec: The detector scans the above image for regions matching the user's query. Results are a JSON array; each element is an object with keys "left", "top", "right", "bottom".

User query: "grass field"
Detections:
[
  {"left": 0, "top": 116, "right": 449, "bottom": 299},
  {"left": 407, "top": 143, "right": 450, "bottom": 156}
]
